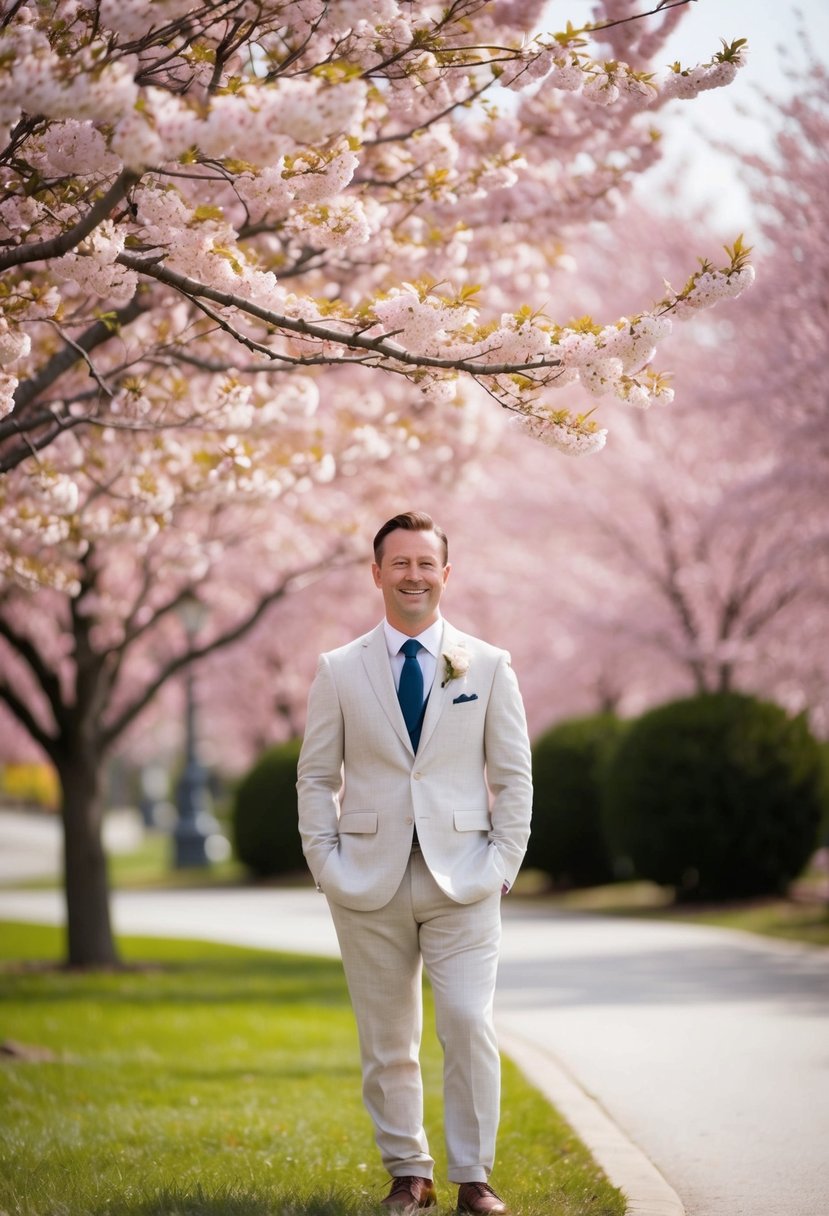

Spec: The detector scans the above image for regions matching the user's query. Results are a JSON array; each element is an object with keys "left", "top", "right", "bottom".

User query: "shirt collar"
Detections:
[{"left": 383, "top": 616, "right": 444, "bottom": 659}]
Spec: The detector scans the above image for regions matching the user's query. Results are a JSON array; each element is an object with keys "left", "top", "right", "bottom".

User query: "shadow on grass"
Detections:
[
  {"left": 0, "top": 955, "right": 351, "bottom": 1009},
  {"left": 162, "top": 1062, "right": 361, "bottom": 1083},
  {"left": 89, "top": 1185, "right": 388, "bottom": 1216}
]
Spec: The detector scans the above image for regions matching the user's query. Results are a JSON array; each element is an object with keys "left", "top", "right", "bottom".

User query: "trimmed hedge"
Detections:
[
  {"left": 819, "top": 743, "right": 829, "bottom": 848},
  {"left": 602, "top": 692, "right": 823, "bottom": 901},
  {"left": 232, "top": 739, "right": 305, "bottom": 878},
  {"left": 525, "top": 713, "right": 625, "bottom": 888}
]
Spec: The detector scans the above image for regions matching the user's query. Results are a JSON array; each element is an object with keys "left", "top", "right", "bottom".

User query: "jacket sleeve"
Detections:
[
  {"left": 296, "top": 653, "right": 344, "bottom": 885},
  {"left": 484, "top": 653, "right": 533, "bottom": 889}
]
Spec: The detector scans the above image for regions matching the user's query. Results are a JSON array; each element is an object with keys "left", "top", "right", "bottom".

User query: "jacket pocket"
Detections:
[
  {"left": 453, "top": 809, "right": 492, "bottom": 832},
  {"left": 338, "top": 811, "right": 378, "bottom": 834}
]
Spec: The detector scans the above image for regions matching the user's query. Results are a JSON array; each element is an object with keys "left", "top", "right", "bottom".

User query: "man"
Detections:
[{"left": 297, "top": 511, "right": 532, "bottom": 1215}]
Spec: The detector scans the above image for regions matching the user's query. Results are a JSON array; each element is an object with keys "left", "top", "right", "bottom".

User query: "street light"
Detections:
[{"left": 173, "top": 593, "right": 216, "bottom": 868}]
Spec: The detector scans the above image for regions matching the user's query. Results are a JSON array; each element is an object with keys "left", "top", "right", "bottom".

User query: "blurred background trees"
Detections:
[{"left": 1, "top": 4, "right": 826, "bottom": 963}]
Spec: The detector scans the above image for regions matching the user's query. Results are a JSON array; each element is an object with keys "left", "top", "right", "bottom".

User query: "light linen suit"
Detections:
[{"left": 297, "top": 618, "right": 532, "bottom": 1183}]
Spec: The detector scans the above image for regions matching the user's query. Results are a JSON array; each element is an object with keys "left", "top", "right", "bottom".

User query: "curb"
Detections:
[{"left": 498, "top": 1029, "right": 685, "bottom": 1216}]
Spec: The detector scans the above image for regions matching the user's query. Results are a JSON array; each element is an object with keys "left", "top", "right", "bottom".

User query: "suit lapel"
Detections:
[
  {"left": 417, "top": 621, "right": 460, "bottom": 756},
  {"left": 360, "top": 620, "right": 468, "bottom": 759},
  {"left": 360, "top": 623, "right": 413, "bottom": 753}
]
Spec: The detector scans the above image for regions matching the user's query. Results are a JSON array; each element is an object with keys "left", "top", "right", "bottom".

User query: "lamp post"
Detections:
[{"left": 173, "top": 593, "right": 214, "bottom": 868}]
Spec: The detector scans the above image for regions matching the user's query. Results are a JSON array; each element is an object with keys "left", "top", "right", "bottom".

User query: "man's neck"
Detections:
[
  {"left": 384, "top": 616, "right": 444, "bottom": 647},
  {"left": 385, "top": 614, "right": 442, "bottom": 640}
]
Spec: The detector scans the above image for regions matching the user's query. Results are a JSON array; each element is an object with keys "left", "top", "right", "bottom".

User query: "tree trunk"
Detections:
[
  {"left": 717, "top": 663, "right": 733, "bottom": 693},
  {"left": 58, "top": 747, "right": 120, "bottom": 968}
]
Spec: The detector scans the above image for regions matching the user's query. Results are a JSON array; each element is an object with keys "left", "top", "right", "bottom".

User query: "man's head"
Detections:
[
  {"left": 372, "top": 511, "right": 451, "bottom": 635},
  {"left": 373, "top": 511, "right": 448, "bottom": 567}
]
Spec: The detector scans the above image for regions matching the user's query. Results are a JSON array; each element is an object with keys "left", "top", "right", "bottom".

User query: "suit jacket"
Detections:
[{"left": 296, "top": 619, "right": 532, "bottom": 911}]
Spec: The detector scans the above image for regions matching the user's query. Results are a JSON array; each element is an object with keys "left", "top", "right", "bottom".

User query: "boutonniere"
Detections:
[{"left": 441, "top": 644, "right": 471, "bottom": 688}]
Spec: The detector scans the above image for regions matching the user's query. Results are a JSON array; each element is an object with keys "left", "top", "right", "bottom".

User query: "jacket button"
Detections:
[
  {"left": 413, "top": 771, "right": 422, "bottom": 780},
  {"left": 405, "top": 817, "right": 413, "bottom": 825}
]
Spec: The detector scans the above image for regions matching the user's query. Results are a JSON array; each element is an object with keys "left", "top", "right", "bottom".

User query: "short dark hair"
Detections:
[{"left": 373, "top": 511, "right": 448, "bottom": 566}]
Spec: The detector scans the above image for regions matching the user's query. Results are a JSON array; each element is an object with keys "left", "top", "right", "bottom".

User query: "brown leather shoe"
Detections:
[
  {"left": 381, "top": 1176, "right": 437, "bottom": 1212},
  {"left": 456, "top": 1182, "right": 508, "bottom": 1215}
]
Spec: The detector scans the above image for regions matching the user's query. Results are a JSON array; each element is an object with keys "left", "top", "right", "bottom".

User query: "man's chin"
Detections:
[
  {"left": 394, "top": 598, "right": 437, "bottom": 626},
  {"left": 398, "top": 595, "right": 430, "bottom": 612}
]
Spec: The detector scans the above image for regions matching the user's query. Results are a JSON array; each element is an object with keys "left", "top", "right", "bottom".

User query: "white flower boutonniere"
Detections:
[{"left": 441, "top": 644, "right": 471, "bottom": 688}]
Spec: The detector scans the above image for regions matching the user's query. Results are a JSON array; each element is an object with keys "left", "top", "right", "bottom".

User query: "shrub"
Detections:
[
  {"left": 818, "top": 743, "right": 829, "bottom": 849},
  {"left": 525, "top": 713, "right": 625, "bottom": 888},
  {"left": 0, "top": 762, "right": 60, "bottom": 810},
  {"left": 232, "top": 739, "right": 305, "bottom": 878},
  {"left": 602, "top": 692, "right": 823, "bottom": 901}
]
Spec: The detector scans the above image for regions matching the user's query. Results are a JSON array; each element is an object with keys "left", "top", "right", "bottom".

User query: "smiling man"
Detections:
[{"left": 297, "top": 511, "right": 532, "bottom": 1215}]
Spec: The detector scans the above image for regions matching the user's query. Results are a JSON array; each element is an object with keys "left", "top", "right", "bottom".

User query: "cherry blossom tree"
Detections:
[
  {"left": 0, "top": 0, "right": 758, "bottom": 967},
  {"left": 218, "top": 63, "right": 829, "bottom": 758},
  {"left": 0, "top": 399, "right": 494, "bottom": 965},
  {"left": 439, "top": 64, "right": 829, "bottom": 738},
  {"left": 0, "top": 1, "right": 753, "bottom": 484}
]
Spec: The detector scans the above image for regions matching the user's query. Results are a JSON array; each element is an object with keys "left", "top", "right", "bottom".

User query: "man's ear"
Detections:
[{"left": 371, "top": 562, "right": 382, "bottom": 588}]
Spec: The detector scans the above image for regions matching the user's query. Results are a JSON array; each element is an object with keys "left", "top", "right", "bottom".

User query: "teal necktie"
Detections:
[{"left": 398, "top": 639, "right": 425, "bottom": 750}]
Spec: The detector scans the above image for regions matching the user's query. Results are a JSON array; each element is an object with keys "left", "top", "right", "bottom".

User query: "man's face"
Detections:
[{"left": 372, "top": 527, "right": 451, "bottom": 635}]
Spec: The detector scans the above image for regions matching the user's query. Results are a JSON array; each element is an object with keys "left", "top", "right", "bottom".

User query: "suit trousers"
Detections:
[{"left": 326, "top": 849, "right": 502, "bottom": 1184}]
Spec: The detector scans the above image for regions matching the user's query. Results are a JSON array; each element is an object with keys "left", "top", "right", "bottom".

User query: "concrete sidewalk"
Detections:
[
  {"left": 0, "top": 807, "right": 143, "bottom": 883},
  {"left": 497, "top": 905, "right": 829, "bottom": 1216}
]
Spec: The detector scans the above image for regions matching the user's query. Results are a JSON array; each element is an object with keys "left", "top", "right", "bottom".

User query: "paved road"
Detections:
[
  {"left": 1, "top": 814, "right": 827, "bottom": 1216},
  {"left": 495, "top": 907, "right": 828, "bottom": 1216}
]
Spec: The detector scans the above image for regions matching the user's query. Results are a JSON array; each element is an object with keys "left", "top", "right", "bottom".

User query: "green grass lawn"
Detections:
[
  {"left": 0, "top": 922, "right": 624, "bottom": 1216},
  {"left": 109, "top": 830, "right": 249, "bottom": 889}
]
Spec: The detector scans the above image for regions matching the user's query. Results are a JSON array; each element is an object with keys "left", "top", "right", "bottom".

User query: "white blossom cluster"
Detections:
[
  {"left": 498, "top": 30, "right": 744, "bottom": 113},
  {"left": 0, "top": 0, "right": 757, "bottom": 563},
  {"left": 0, "top": 279, "right": 60, "bottom": 420},
  {"left": 0, "top": 463, "right": 83, "bottom": 591},
  {"left": 0, "top": 318, "right": 30, "bottom": 366},
  {"left": 52, "top": 221, "right": 136, "bottom": 305},
  {"left": 0, "top": 355, "right": 369, "bottom": 590},
  {"left": 515, "top": 411, "right": 608, "bottom": 456},
  {"left": 0, "top": 1, "right": 748, "bottom": 179},
  {"left": 661, "top": 57, "right": 742, "bottom": 102},
  {"left": 673, "top": 265, "right": 757, "bottom": 315},
  {"left": 285, "top": 196, "right": 381, "bottom": 252},
  {"left": 373, "top": 288, "right": 477, "bottom": 356},
  {"left": 0, "top": 19, "right": 139, "bottom": 128},
  {"left": 476, "top": 315, "right": 554, "bottom": 366}
]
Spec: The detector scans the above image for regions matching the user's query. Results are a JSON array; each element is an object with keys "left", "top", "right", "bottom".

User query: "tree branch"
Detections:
[
  {"left": 0, "top": 615, "right": 67, "bottom": 733},
  {"left": 5, "top": 297, "right": 147, "bottom": 426},
  {"left": 100, "top": 553, "right": 354, "bottom": 749},
  {"left": 116, "top": 252, "right": 564, "bottom": 378},
  {"left": 0, "top": 412, "right": 90, "bottom": 474},
  {"left": 0, "top": 677, "right": 57, "bottom": 758},
  {"left": 0, "top": 169, "right": 138, "bottom": 272}
]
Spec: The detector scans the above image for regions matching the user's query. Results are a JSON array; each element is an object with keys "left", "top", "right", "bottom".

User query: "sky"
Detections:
[{"left": 548, "top": 0, "right": 829, "bottom": 229}]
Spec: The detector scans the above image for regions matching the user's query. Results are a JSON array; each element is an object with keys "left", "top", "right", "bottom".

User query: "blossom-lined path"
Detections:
[{"left": 1, "top": 873, "right": 826, "bottom": 1216}]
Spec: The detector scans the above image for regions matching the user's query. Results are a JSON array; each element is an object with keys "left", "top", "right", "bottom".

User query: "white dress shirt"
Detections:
[{"left": 383, "top": 617, "right": 443, "bottom": 695}]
